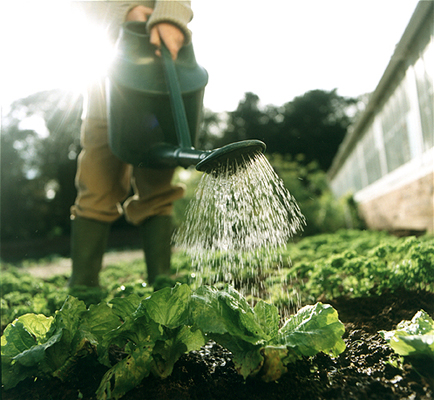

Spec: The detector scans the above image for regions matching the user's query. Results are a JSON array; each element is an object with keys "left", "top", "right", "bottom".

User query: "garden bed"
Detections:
[
  {"left": 2, "top": 230, "right": 433, "bottom": 399},
  {"left": 3, "top": 289, "right": 433, "bottom": 400}
]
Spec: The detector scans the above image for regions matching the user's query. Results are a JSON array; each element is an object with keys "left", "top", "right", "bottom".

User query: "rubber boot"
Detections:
[
  {"left": 69, "top": 217, "right": 111, "bottom": 288},
  {"left": 139, "top": 215, "right": 173, "bottom": 285}
]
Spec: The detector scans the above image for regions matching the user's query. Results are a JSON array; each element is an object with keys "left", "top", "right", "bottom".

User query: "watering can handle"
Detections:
[{"left": 161, "top": 44, "right": 193, "bottom": 149}]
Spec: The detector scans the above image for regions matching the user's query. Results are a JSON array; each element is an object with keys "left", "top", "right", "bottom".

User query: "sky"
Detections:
[{"left": 0, "top": 0, "right": 421, "bottom": 113}]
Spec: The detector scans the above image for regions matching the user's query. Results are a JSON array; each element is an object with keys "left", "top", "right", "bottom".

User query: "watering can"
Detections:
[{"left": 107, "top": 21, "right": 265, "bottom": 173}]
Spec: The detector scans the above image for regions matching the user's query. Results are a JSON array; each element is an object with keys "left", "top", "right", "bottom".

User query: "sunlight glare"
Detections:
[
  {"left": 68, "top": 7, "right": 115, "bottom": 90},
  {"left": 1, "top": 1, "right": 115, "bottom": 104},
  {"left": 18, "top": 115, "right": 50, "bottom": 138}
]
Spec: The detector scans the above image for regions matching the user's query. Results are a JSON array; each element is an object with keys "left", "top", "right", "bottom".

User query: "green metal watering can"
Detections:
[{"left": 107, "top": 21, "right": 265, "bottom": 173}]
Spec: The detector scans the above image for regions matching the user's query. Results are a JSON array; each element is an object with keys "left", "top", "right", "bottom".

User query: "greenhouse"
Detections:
[{"left": 328, "top": 1, "right": 434, "bottom": 233}]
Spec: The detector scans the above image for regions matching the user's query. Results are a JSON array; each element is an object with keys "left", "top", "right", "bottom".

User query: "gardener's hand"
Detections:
[
  {"left": 150, "top": 23, "right": 185, "bottom": 60},
  {"left": 126, "top": 6, "right": 185, "bottom": 60}
]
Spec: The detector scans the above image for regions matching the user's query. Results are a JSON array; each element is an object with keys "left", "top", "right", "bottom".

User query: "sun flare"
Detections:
[{"left": 1, "top": 1, "right": 115, "bottom": 104}]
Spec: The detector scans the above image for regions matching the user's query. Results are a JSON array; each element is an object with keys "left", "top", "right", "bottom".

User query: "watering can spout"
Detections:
[
  {"left": 147, "top": 139, "right": 266, "bottom": 173},
  {"left": 144, "top": 144, "right": 210, "bottom": 169}
]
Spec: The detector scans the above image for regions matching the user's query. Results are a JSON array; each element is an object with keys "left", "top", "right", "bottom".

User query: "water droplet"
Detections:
[{"left": 174, "top": 152, "right": 306, "bottom": 310}]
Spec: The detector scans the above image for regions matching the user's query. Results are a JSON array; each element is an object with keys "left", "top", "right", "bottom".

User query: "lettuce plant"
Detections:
[
  {"left": 190, "top": 285, "right": 346, "bottom": 381},
  {"left": 96, "top": 284, "right": 205, "bottom": 400},
  {"left": 380, "top": 310, "right": 434, "bottom": 359},
  {"left": 2, "top": 284, "right": 346, "bottom": 400},
  {"left": 1, "top": 296, "right": 120, "bottom": 389}
]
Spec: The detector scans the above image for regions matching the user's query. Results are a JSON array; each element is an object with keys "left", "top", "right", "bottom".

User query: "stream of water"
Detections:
[{"left": 173, "top": 151, "right": 306, "bottom": 312}]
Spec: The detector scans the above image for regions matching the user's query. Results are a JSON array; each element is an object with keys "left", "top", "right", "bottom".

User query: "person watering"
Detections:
[{"left": 69, "top": 1, "right": 193, "bottom": 287}]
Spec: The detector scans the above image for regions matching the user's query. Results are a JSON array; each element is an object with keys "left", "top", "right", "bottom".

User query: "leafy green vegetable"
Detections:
[
  {"left": 380, "top": 310, "right": 434, "bottom": 359},
  {"left": 138, "top": 282, "right": 191, "bottom": 328},
  {"left": 1, "top": 283, "right": 345, "bottom": 397},
  {"left": 285, "top": 232, "right": 434, "bottom": 302},
  {"left": 97, "top": 284, "right": 205, "bottom": 400},
  {"left": 3, "top": 230, "right": 433, "bottom": 398},
  {"left": 278, "top": 302, "right": 346, "bottom": 359},
  {"left": 152, "top": 325, "right": 205, "bottom": 378},
  {"left": 1, "top": 296, "right": 120, "bottom": 389},
  {"left": 2, "top": 230, "right": 432, "bottom": 332},
  {"left": 191, "top": 285, "right": 346, "bottom": 381},
  {"left": 1, "top": 313, "right": 55, "bottom": 389},
  {"left": 97, "top": 344, "right": 155, "bottom": 400},
  {"left": 109, "top": 293, "right": 142, "bottom": 321},
  {"left": 191, "top": 285, "right": 267, "bottom": 344},
  {"left": 0, "top": 267, "right": 69, "bottom": 330},
  {"left": 254, "top": 300, "right": 280, "bottom": 339}
]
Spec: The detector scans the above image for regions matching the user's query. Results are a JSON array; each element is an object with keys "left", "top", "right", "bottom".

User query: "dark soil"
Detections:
[{"left": 3, "top": 289, "right": 433, "bottom": 400}]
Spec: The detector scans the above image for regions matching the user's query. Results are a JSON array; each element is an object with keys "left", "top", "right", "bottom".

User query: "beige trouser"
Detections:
[{"left": 70, "top": 80, "right": 185, "bottom": 225}]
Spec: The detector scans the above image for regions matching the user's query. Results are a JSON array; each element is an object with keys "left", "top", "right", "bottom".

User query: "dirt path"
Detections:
[{"left": 25, "top": 249, "right": 143, "bottom": 279}]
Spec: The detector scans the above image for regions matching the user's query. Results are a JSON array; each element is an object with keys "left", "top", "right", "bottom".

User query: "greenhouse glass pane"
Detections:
[
  {"left": 415, "top": 45, "right": 434, "bottom": 150},
  {"left": 381, "top": 83, "right": 412, "bottom": 173},
  {"left": 352, "top": 155, "right": 364, "bottom": 191},
  {"left": 362, "top": 129, "right": 382, "bottom": 184}
]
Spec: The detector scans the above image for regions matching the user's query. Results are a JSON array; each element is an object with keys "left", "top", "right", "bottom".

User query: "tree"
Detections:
[
  {"left": 277, "top": 89, "right": 356, "bottom": 170},
  {"left": 1, "top": 90, "right": 82, "bottom": 243},
  {"left": 200, "top": 89, "right": 357, "bottom": 171},
  {"left": 208, "top": 92, "right": 276, "bottom": 149}
]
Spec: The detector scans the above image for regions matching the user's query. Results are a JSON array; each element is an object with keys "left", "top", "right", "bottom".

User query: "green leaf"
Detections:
[
  {"left": 83, "top": 302, "right": 122, "bottom": 341},
  {"left": 277, "top": 302, "right": 346, "bottom": 358},
  {"left": 99, "top": 310, "right": 162, "bottom": 366},
  {"left": 212, "top": 333, "right": 264, "bottom": 379},
  {"left": 138, "top": 283, "right": 191, "bottom": 328},
  {"left": 233, "top": 346, "right": 264, "bottom": 379},
  {"left": 254, "top": 301, "right": 280, "bottom": 340},
  {"left": 190, "top": 286, "right": 342, "bottom": 382},
  {"left": 152, "top": 325, "right": 205, "bottom": 378},
  {"left": 191, "top": 286, "right": 279, "bottom": 379},
  {"left": 1, "top": 314, "right": 54, "bottom": 358},
  {"left": 54, "top": 296, "right": 87, "bottom": 333},
  {"left": 380, "top": 310, "right": 434, "bottom": 359},
  {"left": 13, "top": 330, "right": 63, "bottom": 368},
  {"left": 1, "top": 314, "right": 56, "bottom": 389},
  {"left": 190, "top": 286, "right": 229, "bottom": 335},
  {"left": 43, "top": 296, "right": 94, "bottom": 375},
  {"left": 1, "top": 298, "right": 89, "bottom": 385},
  {"left": 77, "top": 301, "right": 123, "bottom": 370},
  {"left": 98, "top": 284, "right": 203, "bottom": 399},
  {"left": 1, "top": 295, "right": 121, "bottom": 388},
  {"left": 109, "top": 293, "right": 142, "bottom": 321},
  {"left": 191, "top": 285, "right": 264, "bottom": 344},
  {"left": 96, "top": 344, "right": 154, "bottom": 400}
]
